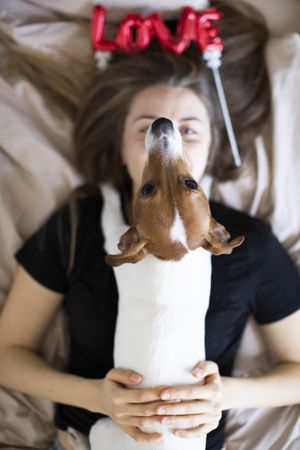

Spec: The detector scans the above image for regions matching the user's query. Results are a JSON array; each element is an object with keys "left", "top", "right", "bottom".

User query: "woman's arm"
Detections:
[
  {"left": 221, "top": 309, "right": 300, "bottom": 410},
  {"left": 151, "top": 310, "right": 300, "bottom": 438},
  {"left": 0, "top": 265, "right": 176, "bottom": 443},
  {"left": 0, "top": 265, "right": 96, "bottom": 409}
]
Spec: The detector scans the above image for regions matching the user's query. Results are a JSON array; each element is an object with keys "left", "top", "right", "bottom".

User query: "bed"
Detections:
[{"left": 0, "top": 1, "right": 299, "bottom": 448}]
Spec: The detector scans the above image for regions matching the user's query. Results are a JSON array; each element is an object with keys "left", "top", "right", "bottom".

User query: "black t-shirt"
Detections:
[{"left": 15, "top": 191, "right": 300, "bottom": 450}]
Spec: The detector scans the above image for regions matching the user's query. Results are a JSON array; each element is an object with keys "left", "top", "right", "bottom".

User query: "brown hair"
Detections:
[
  {"left": 1, "top": 1, "right": 270, "bottom": 188},
  {"left": 1, "top": 1, "right": 271, "bottom": 271},
  {"left": 73, "top": 0, "right": 270, "bottom": 195}
]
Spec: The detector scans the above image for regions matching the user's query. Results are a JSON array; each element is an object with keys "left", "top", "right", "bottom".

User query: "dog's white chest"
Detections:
[
  {"left": 89, "top": 184, "right": 211, "bottom": 450},
  {"left": 112, "top": 250, "right": 211, "bottom": 387}
]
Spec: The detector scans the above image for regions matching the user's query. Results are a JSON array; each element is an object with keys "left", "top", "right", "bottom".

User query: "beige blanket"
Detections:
[{"left": 0, "top": 1, "right": 299, "bottom": 448}]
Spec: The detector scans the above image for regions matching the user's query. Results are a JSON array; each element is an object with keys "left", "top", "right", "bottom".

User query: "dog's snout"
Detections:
[
  {"left": 151, "top": 117, "right": 174, "bottom": 136},
  {"left": 146, "top": 117, "right": 182, "bottom": 156}
]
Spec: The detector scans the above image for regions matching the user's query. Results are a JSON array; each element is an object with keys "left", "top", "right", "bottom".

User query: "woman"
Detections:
[{"left": 0, "top": 4, "right": 299, "bottom": 450}]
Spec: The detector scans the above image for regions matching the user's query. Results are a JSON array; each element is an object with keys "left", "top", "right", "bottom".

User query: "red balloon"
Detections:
[
  {"left": 91, "top": 5, "right": 117, "bottom": 52},
  {"left": 90, "top": 5, "right": 224, "bottom": 56},
  {"left": 116, "top": 14, "right": 152, "bottom": 54},
  {"left": 150, "top": 11, "right": 190, "bottom": 54},
  {"left": 176, "top": 7, "right": 197, "bottom": 45},
  {"left": 195, "top": 8, "right": 224, "bottom": 52}
]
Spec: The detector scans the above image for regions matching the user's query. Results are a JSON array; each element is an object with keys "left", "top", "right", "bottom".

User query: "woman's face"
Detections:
[{"left": 122, "top": 84, "right": 211, "bottom": 193}]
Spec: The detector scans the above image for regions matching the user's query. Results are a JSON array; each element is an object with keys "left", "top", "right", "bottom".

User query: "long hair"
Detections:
[
  {"left": 73, "top": 0, "right": 270, "bottom": 194},
  {"left": 1, "top": 1, "right": 271, "bottom": 270},
  {"left": 1, "top": 1, "right": 270, "bottom": 186}
]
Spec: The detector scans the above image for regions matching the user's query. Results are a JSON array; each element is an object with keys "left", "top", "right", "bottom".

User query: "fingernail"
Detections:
[
  {"left": 161, "top": 391, "right": 170, "bottom": 400},
  {"left": 193, "top": 368, "right": 204, "bottom": 378},
  {"left": 129, "top": 373, "right": 141, "bottom": 382},
  {"left": 162, "top": 417, "right": 170, "bottom": 425},
  {"left": 157, "top": 407, "right": 166, "bottom": 414}
]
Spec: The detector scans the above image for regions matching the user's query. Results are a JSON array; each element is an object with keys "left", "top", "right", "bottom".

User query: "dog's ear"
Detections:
[
  {"left": 202, "top": 218, "right": 244, "bottom": 255},
  {"left": 105, "top": 227, "right": 149, "bottom": 267}
]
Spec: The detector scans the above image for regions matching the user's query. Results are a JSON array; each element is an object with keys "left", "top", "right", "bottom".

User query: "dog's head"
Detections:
[{"left": 106, "top": 117, "right": 244, "bottom": 266}]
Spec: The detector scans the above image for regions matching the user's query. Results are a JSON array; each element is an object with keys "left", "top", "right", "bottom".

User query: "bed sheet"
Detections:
[{"left": 0, "top": 1, "right": 299, "bottom": 448}]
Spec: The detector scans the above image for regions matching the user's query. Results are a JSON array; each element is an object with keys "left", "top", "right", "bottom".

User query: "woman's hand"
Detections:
[
  {"left": 86, "top": 362, "right": 222, "bottom": 442},
  {"left": 156, "top": 361, "right": 223, "bottom": 438},
  {"left": 88, "top": 368, "right": 174, "bottom": 443}
]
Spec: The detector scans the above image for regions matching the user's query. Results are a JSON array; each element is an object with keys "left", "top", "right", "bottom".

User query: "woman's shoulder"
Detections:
[
  {"left": 15, "top": 185, "right": 103, "bottom": 289},
  {"left": 24, "top": 185, "right": 102, "bottom": 262},
  {"left": 210, "top": 200, "right": 300, "bottom": 286},
  {"left": 209, "top": 200, "right": 294, "bottom": 268},
  {"left": 210, "top": 201, "right": 300, "bottom": 324},
  {"left": 63, "top": 184, "right": 103, "bottom": 221},
  {"left": 209, "top": 200, "right": 271, "bottom": 240},
  {"left": 50, "top": 184, "right": 103, "bottom": 238}
]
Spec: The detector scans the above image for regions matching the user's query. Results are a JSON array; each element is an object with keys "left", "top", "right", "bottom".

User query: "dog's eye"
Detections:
[
  {"left": 184, "top": 178, "right": 198, "bottom": 190},
  {"left": 141, "top": 182, "right": 155, "bottom": 196}
]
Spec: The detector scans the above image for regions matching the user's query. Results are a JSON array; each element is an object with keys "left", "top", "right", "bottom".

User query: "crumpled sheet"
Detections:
[{"left": 0, "top": 1, "right": 299, "bottom": 449}]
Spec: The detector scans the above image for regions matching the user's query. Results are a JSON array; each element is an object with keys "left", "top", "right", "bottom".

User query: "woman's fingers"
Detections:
[
  {"left": 106, "top": 363, "right": 222, "bottom": 440},
  {"left": 192, "top": 360, "right": 220, "bottom": 381},
  {"left": 120, "top": 384, "right": 170, "bottom": 404},
  {"left": 125, "top": 399, "right": 215, "bottom": 417},
  {"left": 193, "top": 360, "right": 222, "bottom": 388},
  {"left": 121, "top": 425, "right": 163, "bottom": 443},
  {"left": 124, "top": 412, "right": 220, "bottom": 429},
  {"left": 160, "top": 382, "right": 221, "bottom": 402},
  {"left": 157, "top": 400, "right": 220, "bottom": 416},
  {"left": 106, "top": 368, "right": 169, "bottom": 404},
  {"left": 159, "top": 361, "right": 222, "bottom": 403},
  {"left": 116, "top": 398, "right": 220, "bottom": 431},
  {"left": 106, "top": 368, "right": 143, "bottom": 385},
  {"left": 173, "top": 422, "right": 220, "bottom": 438},
  {"left": 115, "top": 400, "right": 180, "bottom": 418},
  {"left": 124, "top": 414, "right": 161, "bottom": 427},
  {"left": 120, "top": 409, "right": 222, "bottom": 433},
  {"left": 164, "top": 413, "right": 221, "bottom": 429}
]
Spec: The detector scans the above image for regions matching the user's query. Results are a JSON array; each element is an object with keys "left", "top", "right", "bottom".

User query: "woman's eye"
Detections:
[
  {"left": 181, "top": 127, "right": 196, "bottom": 136},
  {"left": 141, "top": 182, "right": 155, "bottom": 196},
  {"left": 184, "top": 178, "right": 198, "bottom": 190}
]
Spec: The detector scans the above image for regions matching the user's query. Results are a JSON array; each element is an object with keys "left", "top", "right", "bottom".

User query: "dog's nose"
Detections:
[{"left": 151, "top": 118, "right": 174, "bottom": 136}]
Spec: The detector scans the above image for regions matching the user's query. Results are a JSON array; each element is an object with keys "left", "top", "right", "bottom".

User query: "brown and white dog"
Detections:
[{"left": 90, "top": 118, "right": 244, "bottom": 450}]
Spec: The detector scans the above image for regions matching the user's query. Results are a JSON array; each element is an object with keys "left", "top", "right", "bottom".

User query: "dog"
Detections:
[{"left": 90, "top": 117, "right": 244, "bottom": 450}]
